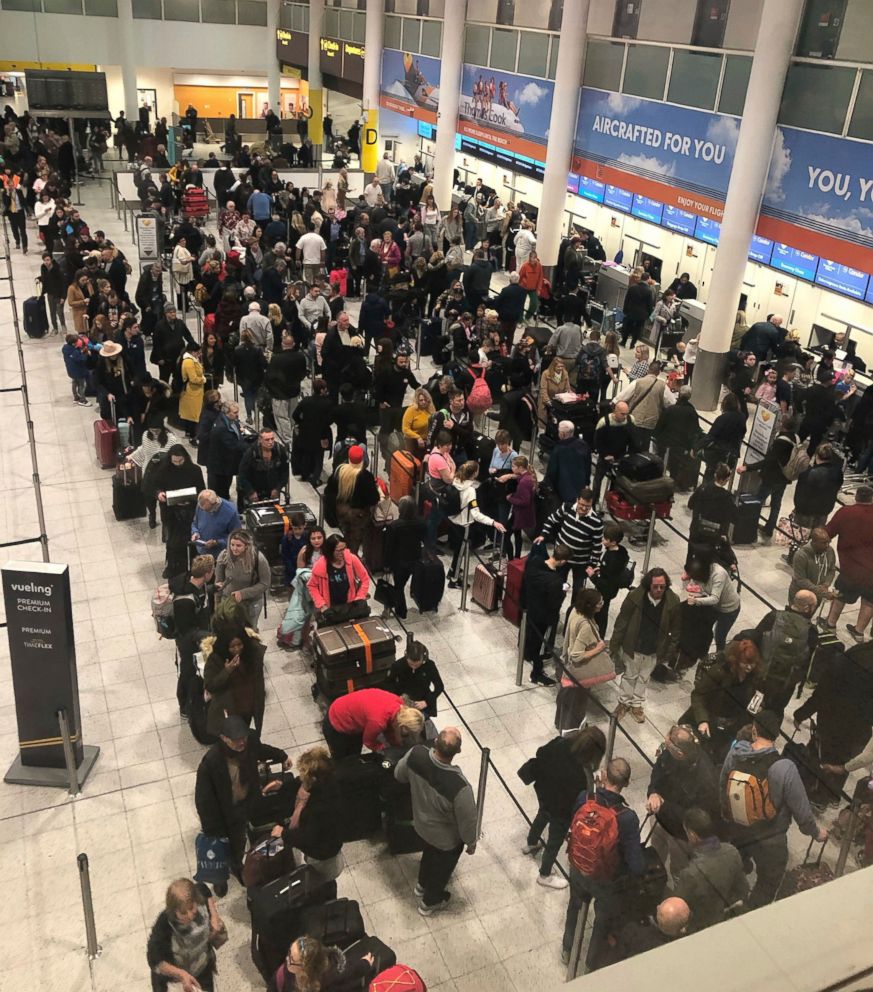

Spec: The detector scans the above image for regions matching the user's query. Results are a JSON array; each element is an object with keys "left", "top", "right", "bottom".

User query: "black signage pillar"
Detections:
[{"left": 2, "top": 561, "right": 99, "bottom": 788}]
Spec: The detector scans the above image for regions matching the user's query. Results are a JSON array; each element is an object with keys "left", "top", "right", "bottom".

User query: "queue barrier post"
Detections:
[
  {"left": 565, "top": 899, "right": 590, "bottom": 981},
  {"left": 836, "top": 799, "right": 863, "bottom": 877},
  {"left": 474, "top": 746, "right": 491, "bottom": 839},
  {"left": 515, "top": 611, "right": 527, "bottom": 686},
  {"left": 605, "top": 711, "right": 618, "bottom": 763},
  {"left": 57, "top": 708, "right": 80, "bottom": 797},
  {"left": 459, "top": 530, "right": 471, "bottom": 612},
  {"left": 641, "top": 506, "right": 658, "bottom": 574},
  {"left": 77, "top": 854, "right": 102, "bottom": 959}
]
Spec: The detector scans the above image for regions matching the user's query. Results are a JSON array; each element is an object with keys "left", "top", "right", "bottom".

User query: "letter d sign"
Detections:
[{"left": 361, "top": 108, "right": 379, "bottom": 173}]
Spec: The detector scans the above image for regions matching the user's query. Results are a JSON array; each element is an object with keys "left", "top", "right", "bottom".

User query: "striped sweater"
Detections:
[{"left": 540, "top": 503, "right": 604, "bottom": 567}]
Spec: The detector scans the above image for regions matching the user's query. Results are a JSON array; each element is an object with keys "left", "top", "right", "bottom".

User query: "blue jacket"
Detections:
[
  {"left": 62, "top": 342, "right": 90, "bottom": 380},
  {"left": 546, "top": 436, "right": 592, "bottom": 504},
  {"left": 574, "top": 787, "right": 645, "bottom": 877},
  {"left": 190, "top": 498, "right": 241, "bottom": 555}
]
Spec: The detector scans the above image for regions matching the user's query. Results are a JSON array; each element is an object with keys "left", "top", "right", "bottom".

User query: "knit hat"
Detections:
[{"left": 348, "top": 445, "right": 365, "bottom": 465}]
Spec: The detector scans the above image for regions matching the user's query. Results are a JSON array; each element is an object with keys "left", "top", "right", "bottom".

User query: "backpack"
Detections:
[
  {"left": 577, "top": 350, "right": 603, "bottom": 382},
  {"left": 436, "top": 484, "right": 462, "bottom": 517},
  {"left": 150, "top": 584, "right": 193, "bottom": 639},
  {"left": 762, "top": 610, "right": 811, "bottom": 688},
  {"left": 370, "top": 966, "right": 427, "bottom": 992},
  {"left": 466, "top": 366, "right": 493, "bottom": 416},
  {"left": 781, "top": 439, "right": 811, "bottom": 482},
  {"left": 567, "top": 794, "right": 622, "bottom": 881},
  {"left": 723, "top": 749, "right": 780, "bottom": 827}
]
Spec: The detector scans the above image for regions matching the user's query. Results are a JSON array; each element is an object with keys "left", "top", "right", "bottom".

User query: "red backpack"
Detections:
[
  {"left": 567, "top": 794, "right": 621, "bottom": 881},
  {"left": 466, "top": 366, "right": 493, "bottom": 416},
  {"left": 370, "top": 965, "right": 427, "bottom": 992}
]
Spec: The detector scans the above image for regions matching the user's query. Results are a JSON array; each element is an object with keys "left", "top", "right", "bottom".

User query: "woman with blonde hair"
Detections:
[
  {"left": 270, "top": 933, "right": 377, "bottom": 992},
  {"left": 321, "top": 181, "right": 337, "bottom": 212},
  {"left": 215, "top": 529, "right": 271, "bottom": 628},
  {"left": 537, "top": 356, "right": 570, "bottom": 421},
  {"left": 501, "top": 454, "right": 538, "bottom": 558},
  {"left": 267, "top": 302, "right": 286, "bottom": 351},
  {"left": 323, "top": 686, "right": 425, "bottom": 758},
  {"left": 402, "top": 387, "right": 436, "bottom": 453},
  {"left": 323, "top": 446, "right": 379, "bottom": 555},
  {"left": 147, "top": 878, "right": 225, "bottom": 992}
]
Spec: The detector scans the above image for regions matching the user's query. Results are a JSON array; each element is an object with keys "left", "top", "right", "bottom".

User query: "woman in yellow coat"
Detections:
[{"left": 179, "top": 341, "right": 206, "bottom": 440}]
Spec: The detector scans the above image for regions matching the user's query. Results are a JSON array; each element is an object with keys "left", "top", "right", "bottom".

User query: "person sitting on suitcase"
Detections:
[
  {"left": 194, "top": 714, "right": 291, "bottom": 894},
  {"left": 386, "top": 639, "right": 444, "bottom": 719},
  {"left": 272, "top": 934, "right": 378, "bottom": 992},
  {"left": 307, "top": 534, "right": 370, "bottom": 621},
  {"left": 720, "top": 710, "right": 827, "bottom": 909},
  {"left": 322, "top": 688, "right": 424, "bottom": 759}
]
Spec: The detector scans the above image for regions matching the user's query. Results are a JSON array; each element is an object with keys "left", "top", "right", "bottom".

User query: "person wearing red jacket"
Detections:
[
  {"left": 307, "top": 534, "right": 370, "bottom": 614},
  {"left": 824, "top": 485, "right": 873, "bottom": 642},
  {"left": 322, "top": 688, "right": 424, "bottom": 757},
  {"left": 518, "top": 250, "right": 545, "bottom": 319}
]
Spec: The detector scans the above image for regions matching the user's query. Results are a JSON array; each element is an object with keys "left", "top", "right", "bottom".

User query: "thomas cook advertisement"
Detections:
[{"left": 458, "top": 63, "right": 554, "bottom": 160}]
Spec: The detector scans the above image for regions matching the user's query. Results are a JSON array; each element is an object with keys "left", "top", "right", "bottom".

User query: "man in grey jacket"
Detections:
[
  {"left": 720, "top": 710, "right": 827, "bottom": 908},
  {"left": 548, "top": 320, "right": 584, "bottom": 378},
  {"left": 395, "top": 727, "right": 478, "bottom": 917}
]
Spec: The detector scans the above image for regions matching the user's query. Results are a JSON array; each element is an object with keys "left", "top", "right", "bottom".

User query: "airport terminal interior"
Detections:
[{"left": 1, "top": 0, "right": 873, "bottom": 989}]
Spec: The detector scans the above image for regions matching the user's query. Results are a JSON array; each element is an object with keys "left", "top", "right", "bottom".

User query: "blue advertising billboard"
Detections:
[
  {"left": 631, "top": 194, "right": 664, "bottom": 225},
  {"left": 814, "top": 259, "right": 870, "bottom": 301},
  {"left": 604, "top": 184, "right": 632, "bottom": 212},
  {"left": 771, "top": 243, "right": 819, "bottom": 281},
  {"left": 662, "top": 205, "right": 696, "bottom": 236}
]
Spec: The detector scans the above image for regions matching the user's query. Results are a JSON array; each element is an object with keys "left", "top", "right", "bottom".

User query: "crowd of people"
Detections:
[{"left": 4, "top": 99, "right": 873, "bottom": 984}]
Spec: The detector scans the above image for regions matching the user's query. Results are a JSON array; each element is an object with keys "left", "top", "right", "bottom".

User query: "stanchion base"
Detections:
[{"left": 4, "top": 745, "right": 100, "bottom": 789}]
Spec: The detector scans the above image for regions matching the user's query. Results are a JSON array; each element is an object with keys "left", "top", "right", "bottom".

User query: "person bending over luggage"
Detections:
[
  {"left": 147, "top": 878, "right": 226, "bottom": 992},
  {"left": 201, "top": 624, "right": 266, "bottom": 740},
  {"left": 194, "top": 714, "right": 290, "bottom": 891},
  {"left": 269, "top": 746, "right": 345, "bottom": 886},
  {"left": 236, "top": 428, "right": 289, "bottom": 508},
  {"left": 386, "top": 639, "right": 444, "bottom": 718},
  {"left": 720, "top": 710, "right": 827, "bottom": 908},
  {"left": 269, "top": 935, "right": 376, "bottom": 992},
  {"left": 445, "top": 461, "right": 507, "bottom": 590},
  {"left": 323, "top": 688, "right": 424, "bottom": 759},
  {"left": 522, "top": 726, "right": 606, "bottom": 889},
  {"left": 215, "top": 529, "right": 270, "bottom": 629},
  {"left": 307, "top": 534, "right": 370, "bottom": 620}
]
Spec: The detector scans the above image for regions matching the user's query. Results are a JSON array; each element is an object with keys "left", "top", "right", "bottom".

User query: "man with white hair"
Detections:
[
  {"left": 239, "top": 300, "right": 272, "bottom": 351},
  {"left": 545, "top": 420, "right": 592, "bottom": 504},
  {"left": 190, "top": 488, "right": 241, "bottom": 556},
  {"left": 494, "top": 269, "right": 527, "bottom": 340},
  {"left": 375, "top": 151, "right": 395, "bottom": 204}
]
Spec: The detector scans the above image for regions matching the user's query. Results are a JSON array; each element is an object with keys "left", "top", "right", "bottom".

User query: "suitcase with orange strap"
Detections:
[{"left": 313, "top": 618, "right": 398, "bottom": 696}]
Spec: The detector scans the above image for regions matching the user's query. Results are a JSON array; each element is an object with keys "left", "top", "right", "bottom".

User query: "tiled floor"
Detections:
[{"left": 0, "top": 175, "right": 863, "bottom": 991}]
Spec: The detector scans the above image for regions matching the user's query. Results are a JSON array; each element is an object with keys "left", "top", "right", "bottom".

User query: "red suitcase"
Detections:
[
  {"left": 606, "top": 490, "right": 672, "bottom": 521},
  {"left": 94, "top": 417, "right": 118, "bottom": 468},
  {"left": 502, "top": 557, "right": 526, "bottom": 625}
]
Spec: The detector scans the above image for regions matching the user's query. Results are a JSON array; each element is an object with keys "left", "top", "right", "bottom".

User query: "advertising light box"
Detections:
[
  {"left": 695, "top": 216, "right": 722, "bottom": 245},
  {"left": 631, "top": 194, "right": 664, "bottom": 226},
  {"left": 604, "top": 184, "right": 632, "bottom": 212},
  {"left": 578, "top": 176, "right": 605, "bottom": 204},
  {"left": 771, "top": 243, "right": 818, "bottom": 281},
  {"left": 815, "top": 258, "right": 870, "bottom": 301},
  {"left": 662, "top": 205, "right": 696, "bottom": 236}
]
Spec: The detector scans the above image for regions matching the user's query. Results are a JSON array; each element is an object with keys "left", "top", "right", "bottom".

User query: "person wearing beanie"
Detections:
[{"left": 323, "top": 445, "right": 380, "bottom": 555}]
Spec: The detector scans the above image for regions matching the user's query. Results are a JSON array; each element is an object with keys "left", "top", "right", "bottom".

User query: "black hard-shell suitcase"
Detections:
[
  {"left": 23, "top": 296, "right": 48, "bottom": 338},
  {"left": 666, "top": 448, "right": 700, "bottom": 492},
  {"left": 617, "top": 451, "right": 664, "bottom": 482},
  {"left": 410, "top": 553, "right": 445, "bottom": 613},
  {"left": 112, "top": 472, "right": 147, "bottom": 520},
  {"left": 343, "top": 936, "right": 397, "bottom": 981},
  {"left": 297, "top": 898, "right": 366, "bottom": 948},
  {"left": 245, "top": 501, "right": 316, "bottom": 564},
  {"left": 315, "top": 663, "right": 391, "bottom": 700},
  {"left": 334, "top": 753, "right": 387, "bottom": 841},
  {"left": 733, "top": 494, "right": 761, "bottom": 544}
]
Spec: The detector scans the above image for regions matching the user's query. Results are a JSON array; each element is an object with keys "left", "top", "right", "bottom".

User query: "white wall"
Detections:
[
  {"left": 722, "top": 0, "right": 762, "bottom": 50},
  {"left": 0, "top": 11, "right": 270, "bottom": 72},
  {"left": 637, "top": 0, "right": 696, "bottom": 45},
  {"left": 836, "top": 0, "right": 873, "bottom": 63},
  {"left": 586, "top": 0, "right": 615, "bottom": 36}
]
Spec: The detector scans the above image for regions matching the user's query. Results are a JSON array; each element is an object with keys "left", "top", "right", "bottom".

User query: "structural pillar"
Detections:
[
  {"left": 117, "top": 0, "right": 139, "bottom": 122},
  {"left": 537, "top": 0, "right": 589, "bottom": 268},
  {"left": 308, "top": 0, "right": 325, "bottom": 147},
  {"left": 692, "top": 0, "right": 805, "bottom": 410},
  {"left": 432, "top": 0, "right": 466, "bottom": 213},
  {"left": 267, "top": 0, "right": 281, "bottom": 116},
  {"left": 361, "top": 0, "right": 385, "bottom": 174}
]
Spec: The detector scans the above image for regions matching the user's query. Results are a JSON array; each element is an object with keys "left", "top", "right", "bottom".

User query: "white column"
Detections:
[
  {"left": 308, "top": 0, "right": 325, "bottom": 146},
  {"left": 117, "top": 0, "right": 139, "bottom": 122},
  {"left": 692, "top": 0, "right": 805, "bottom": 410},
  {"left": 537, "top": 0, "right": 589, "bottom": 268},
  {"left": 432, "top": 0, "right": 466, "bottom": 213},
  {"left": 267, "top": 0, "right": 281, "bottom": 115},
  {"left": 360, "top": 0, "right": 385, "bottom": 174}
]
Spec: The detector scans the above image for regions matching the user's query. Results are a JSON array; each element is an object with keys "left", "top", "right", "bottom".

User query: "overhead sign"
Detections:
[
  {"left": 276, "top": 28, "right": 308, "bottom": 69},
  {"left": 136, "top": 213, "right": 160, "bottom": 261},
  {"left": 319, "top": 36, "right": 365, "bottom": 85}
]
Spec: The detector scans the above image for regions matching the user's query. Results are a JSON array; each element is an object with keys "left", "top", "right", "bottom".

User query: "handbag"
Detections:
[
  {"left": 193, "top": 833, "right": 230, "bottom": 884},
  {"left": 517, "top": 757, "right": 537, "bottom": 785},
  {"left": 564, "top": 619, "right": 616, "bottom": 689},
  {"left": 374, "top": 578, "right": 394, "bottom": 607}
]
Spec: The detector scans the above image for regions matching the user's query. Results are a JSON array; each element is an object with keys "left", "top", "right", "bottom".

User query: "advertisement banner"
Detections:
[
  {"left": 1, "top": 561, "right": 83, "bottom": 771},
  {"left": 458, "top": 63, "right": 554, "bottom": 160},
  {"left": 379, "top": 48, "right": 440, "bottom": 126},
  {"left": 572, "top": 86, "right": 873, "bottom": 273}
]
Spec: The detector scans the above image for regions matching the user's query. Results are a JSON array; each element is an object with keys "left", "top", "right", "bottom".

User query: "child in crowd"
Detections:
[
  {"left": 490, "top": 429, "right": 518, "bottom": 528},
  {"left": 588, "top": 523, "right": 632, "bottom": 637},
  {"left": 279, "top": 511, "right": 309, "bottom": 585},
  {"left": 386, "top": 638, "right": 444, "bottom": 718},
  {"left": 61, "top": 332, "right": 95, "bottom": 406}
]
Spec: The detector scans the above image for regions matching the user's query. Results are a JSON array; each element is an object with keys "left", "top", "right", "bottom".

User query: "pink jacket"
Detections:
[{"left": 307, "top": 550, "right": 370, "bottom": 610}]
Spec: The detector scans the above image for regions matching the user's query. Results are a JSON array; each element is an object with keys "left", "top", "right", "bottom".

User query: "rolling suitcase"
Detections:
[
  {"left": 23, "top": 296, "right": 48, "bottom": 338},
  {"left": 379, "top": 750, "right": 424, "bottom": 855},
  {"left": 666, "top": 448, "right": 700, "bottom": 492},
  {"left": 410, "top": 553, "right": 445, "bottom": 613},
  {"left": 733, "top": 494, "right": 761, "bottom": 544},
  {"left": 245, "top": 501, "right": 316, "bottom": 565},
  {"left": 617, "top": 452, "right": 664, "bottom": 482},
  {"left": 112, "top": 463, "right": 147, "bottom": 520},
  {"left": 297, "top": 898, "right": 365, "bottom": 948},
  {"left": 313, "top": 618, "right": 397, "bottom": 680},
  {"left": 343, "top": 936, "right": 397, "bottom": 978},
  {"left": 775, "top": 839, "right": 832, "bottom": 900},
  {"left": 389, "top": 450, "right": 420, "bottom": 502},
  {"left": 315, "top": 663, "right": 390, "bottom": 700},
  {"left": 471, "top": 540, "right": 505, "bottom": 613},
  {"left": 334, "top": 753, "right": 387, "bottom": 841},
  {"left": 94, "top": 398, "right": 119, "bottom": 468},
  {"left": 503, "top": 557, "right": 526, "bottom": 625}
]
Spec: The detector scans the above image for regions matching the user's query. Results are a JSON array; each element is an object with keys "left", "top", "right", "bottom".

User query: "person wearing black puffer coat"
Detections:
[{"left": 793, "top": 443, "right": 844, "bottom": 529}]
